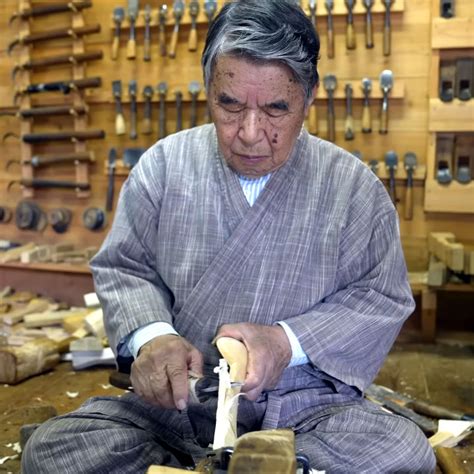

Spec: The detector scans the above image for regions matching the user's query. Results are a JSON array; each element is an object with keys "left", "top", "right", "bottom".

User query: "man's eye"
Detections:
[
  {"left": 264, "top": 102, "right": 289, "bottom": 117},
  {"left": 219, "top": 102, "right": 245, "bottom": 113}
]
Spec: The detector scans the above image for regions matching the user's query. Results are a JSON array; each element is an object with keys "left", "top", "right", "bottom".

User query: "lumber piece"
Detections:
[
  {"left": 84, "top": 308, "right": 105, "bottom": 338},
  {"left": 63, "top": 309, "right": 92, "bottom": 334},
  {"left": 24, "top": 307, "right": 90, "bottom": 328},
  {"left": 428, "top": 233, "right": 464, "bottom": 272},
  {"left": 0, "top": 338, "right": 60, "bottom": 384},
  {"left": 2, "top": 298, "right": 52, "bottom": 325},
  {"left": 434, "top": 446, "right": 469, "bottom": 474},
  {"left": 0, "top": 290, "right": 37, "bottom": 304},
  {"left": 428, "top": 256, "right": 449, "bottom": 287},
  {"left": 0, "top": 242, "right": 36, "bottom": 263}
]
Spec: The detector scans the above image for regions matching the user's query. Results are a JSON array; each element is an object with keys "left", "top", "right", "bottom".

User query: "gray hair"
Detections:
[{"left": 201, "top": 0, "right": 320, "bottom": 106}]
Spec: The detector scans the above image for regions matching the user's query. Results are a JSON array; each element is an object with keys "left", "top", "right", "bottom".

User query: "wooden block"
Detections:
[
  {"left": 464, "top": 246, "right": 474, "bottom": 275},
  {"left": 427, "top": 256, "right": 448, "bottom": 287},
  {"left": 20, "top": 245, "right": 52, "bottom": 264},
  {"left": 428, "top": 233, "right": 464, "bottom": 271},
  {"left": 70, "top": 336, "right": 103, "bottom": 352},
  {"left": 2, "top": 299, "right": 52, "bottom": 326},
  {"left": 63, "top": 309, "right": 91, "bottom": 334},
  {"left": 84, "top": 308, "right": 105, "bottom": 338},
  {"left": 0, "top": 243, "right": 36, "bottom": 263}
]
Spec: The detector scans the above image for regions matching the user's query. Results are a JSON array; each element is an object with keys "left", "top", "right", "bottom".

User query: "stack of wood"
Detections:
[
  {"left": 0, "top": 243, "right": 98, "bottom": 265},
  {"left": 0, "top": 287, "right": 112, "bottom": 384},
  {"left": 427, "top": 232, "right": 474, "bottom": 286}
]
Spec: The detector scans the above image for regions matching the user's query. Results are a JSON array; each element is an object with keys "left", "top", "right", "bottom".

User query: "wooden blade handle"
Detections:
[
  {"left": 142, "top": 117, "right": 152, "bottom": 135},
  {"left": 159, "top": 28, "right": 167, "bottom": 56},
  {"left": 188, "top": 27, "right": 198, "bottom": 52},
  {"left": 327, "top": 27, "right": 334, "bottom": 59},
  {"left": 344, "top": 115, "right": 354, "bottom": 140},
  {"left": 126, "top": 37, "right": 136, "bottom": 59},
  {"left": 327, "top": 101, "right": 335, "bottom": 142},
  {"left": 362, "top": 104, "right": 371, "bottom": 133},
  {"left": 366, "top": 16, "right": 374, "bottom": 48},
  {"left": 308, "top": 102, "right": 318, "bottom": 135},
  {"left": 216, "top": 337, "right": 248, "bottom": 383},
  {"left": 404, "top": 183, "right": 413, "bottom": 220},
  {"left": 111, "top": 36, "right": 119, "bottom": 60},
  {"left": 169, "top": 27, "right": 179, "bottom": 58},
  {"left": 115, "top": 113, "right": 126, "bottom": 135},
  {"left": 383, "top": 24, "right": 391, "bottom": 56},
  {"left": 144, "top": 37, "right": 151, "bottom": 61},
  {"left": 380, "top": 106, "right": 388, "bottom": 134},
  {"left": 346, "top": 23, "right": 356, "bottom": 50}
]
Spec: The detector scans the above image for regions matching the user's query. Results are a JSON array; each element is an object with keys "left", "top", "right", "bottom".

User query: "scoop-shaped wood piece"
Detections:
[{"left": 215, "top": 337, "right": 248, "bottom": 383}]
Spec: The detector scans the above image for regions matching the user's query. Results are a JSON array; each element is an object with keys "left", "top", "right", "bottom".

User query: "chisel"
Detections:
[
  {"left": 323, "top": 74, "right": 337, "bottom": 142},
  {"left": 384, "top": 151, "right": 398, "bottom": 206},
  {"left": 169, "top": 0, "right": 185, "bottom": 59},
  {"left": 344, "top": 84, "right": 354, "bottom": 140},
  {"left": 112, "top": 80, "right": 126, "bottom": 135},
  {"left": 158, "top": 82, "right": 168, "bottom": 139},
  {"left": 112, "top": 7, "right": 125, "bottom": 60},
  {"left": 345, "top": 0, "right": 356, "bottom": 50},
  {"left": 325, "top": 0, "right": 335, "bottom": 59},
  {"left": 126, "top": 0, "right": 139, "bottom": 60},
  {"left": 363, "top": 0, "right": 374, "bottom": 48},
  {"left": 159, "top": 5, "right": 168, "bottom": 57},
  {"left": 129, "top": 80, "right": 138, "bottom": 140},
  {"left": 308, "top": 0, "right": 317, "bottom": 30},
  {"left": 189, "top": 81, "right": 201, "bottom": 128},
  {"left": 379, "top": 70, "right": 393, "bottom": 135},
  {"left": 188, "top": 0, "right": 200, "bottom": 52},
  {"left": 383, "top": 0, "right": 393, "bottom": 56},
  {"left": 106, "top": 148, "right": 117, "bottom": 212},
  {"left": 143, "top": 4, "right": 152, "bottom": 62},
  {"left": 142, "top": 85, "right": 154, "bottom": 135},
  {"left": 403, "top": 152, "right": 417, "bottom": 220},
  {"left": 361, "top": 77, "right": 372, "bottom": 133},
  {"left": 204, "top": 0, "right": 218, "bottom": 28},
  {"left": 175, "top": 90, "right": 183, "bottom": 132}
]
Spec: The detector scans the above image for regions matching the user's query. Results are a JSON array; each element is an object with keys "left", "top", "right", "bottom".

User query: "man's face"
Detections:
[{"left": 208, "top": 56, "right": 308, "bottom": 178}]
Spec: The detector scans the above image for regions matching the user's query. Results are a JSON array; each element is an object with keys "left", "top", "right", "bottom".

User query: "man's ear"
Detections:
[{"left": 304, "top": 84, "right": 318, "bottom": 117}]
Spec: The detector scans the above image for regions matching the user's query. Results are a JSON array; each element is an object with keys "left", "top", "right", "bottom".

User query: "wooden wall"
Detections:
[{"left": 0, "top": 0, "right": 473, "bottom": 271}]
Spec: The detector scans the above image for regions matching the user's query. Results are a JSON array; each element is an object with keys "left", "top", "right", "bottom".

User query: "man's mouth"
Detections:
[{"left": 235, "top": 153, "right": 269, "bottom": 162}]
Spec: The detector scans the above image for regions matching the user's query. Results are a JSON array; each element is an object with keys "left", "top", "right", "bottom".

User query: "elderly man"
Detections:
[{"left": 22, "top": 0, "right": 435, "bottom": 472}]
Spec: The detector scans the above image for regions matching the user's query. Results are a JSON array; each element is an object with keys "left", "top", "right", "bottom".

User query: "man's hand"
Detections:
[
  {"left": 215, "top": 323, "right": 292, "bottom": 401},
  {"left": 130, "top": 334, "right": 203, "bottom": 410}
]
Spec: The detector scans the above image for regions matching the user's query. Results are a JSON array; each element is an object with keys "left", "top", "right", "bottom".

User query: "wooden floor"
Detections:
[{"left": 0, "top": 334, "right": 473, "bottom": 473}]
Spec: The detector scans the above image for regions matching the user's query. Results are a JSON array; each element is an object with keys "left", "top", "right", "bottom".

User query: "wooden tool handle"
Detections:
[
  {"left": 169, "top": 28, "right": 179, "bottom": 58},
  {"left": 346, "top": 23, "right": 356, "bottom": 50},
  {"left": 115, "top": 113, "right": 125, "bottom": 135},
  {"left": 188, "top": 27, "right": 198, "bottom": 52},
  {"left": 383, "top": 24, "right": 391, "bottom": 56},
  {"left": 366, "top": 17, "right": 374, "bottom": 48},
  {"left": 126, "top": 38, "right": 136, "bottom": 59},
  {"left": 362, "top": 104, "right": 371, "bottom": 133},
  {"left": 380, "top": 107, "right": 388, "bottom": 134},
  {"left": 142, "top": 117, "right": 152, "bottom": 135},
  {"left": 308, "top": 102, "right": 318, "bottom": 135},
  {"left": 404, "top": 184, "right": 413, "bottom": 220},
  {"left": 327, "top": 28, "right": 334, "bottom": 59},
  {"left": 344, "top": 115, "right": 354, "bottom": 140},
  {"left": 216, "top": 337, "right": 248, "bottom": 383},
  {"left": 159, "top": 29, "right": 167, "bottom": 56},
  {"left": 435, "top": 447, "right": 468, "bottom": 474},
  {"left": 327, "top": 102, "right": 335, "bottom": 142},
  {"left": 111, "top": 36, "right": 119, "bottom": 60},
  {"left": 144, "top": 37, "right": 151, "bottom": 61}
]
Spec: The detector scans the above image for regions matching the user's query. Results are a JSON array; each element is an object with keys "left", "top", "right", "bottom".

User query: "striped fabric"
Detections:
[{"left": 238, "top": 173, "right": 271, "bottom": 206}]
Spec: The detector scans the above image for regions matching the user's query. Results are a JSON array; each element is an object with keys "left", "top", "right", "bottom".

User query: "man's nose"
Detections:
[{"left": 238, "top": 109, "right": 264, "bottom": 145}]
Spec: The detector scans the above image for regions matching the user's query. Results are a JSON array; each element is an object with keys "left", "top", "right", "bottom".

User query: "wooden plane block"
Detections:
[
  {"left": 428, "top": 232, "right": 464, "bottom": 272},
  {"left": 431, "top": 17, "right": 474, "bottom": 49},
  {"left": 427, "top": 256, "right": 448, "bottom": 287},
  {"left": 0, "top": 243, "right": 36, "bottom": 263}
]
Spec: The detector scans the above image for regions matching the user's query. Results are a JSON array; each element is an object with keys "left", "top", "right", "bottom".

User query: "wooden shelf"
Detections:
[
  {"left": 429, "top": 99, "right": 474, "bottom": 132},
  {"left": 425, "top": 179, "right": 474, "bottom": 214},
  {"left": 431, "top": 17, "right": 474, "bottom": 49},
  {"left": 0, "top": 261, "right": 91, "bottom": 274}
]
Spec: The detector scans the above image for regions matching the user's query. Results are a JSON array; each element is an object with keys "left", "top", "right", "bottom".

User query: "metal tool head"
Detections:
[
  {"left": 128, "top": 80, "right": 137, "bottom": 96},
  {"left": 323, "top": 74, "right": 337, "bottom": 91},
  {"left": 128, "top": 0, "right": 139, "bottom": 20},
  {"left": 363, "top": 0, "right": 374, "bottom": 9},
  {"left": 188, "top": 81, "right": 201, "bottom": 95},
  {"left": 123, "top": 147, "right": 145, "bottom": 168},
  {"left": 189, "top": 0, "right": 200, "bottom": 17},
  {"left": 345, "top": 0, "right": 355, "bottom": 9},
  {"left": 362, "top": 77, "right": 372, "bottom": 93},
  {"left": 384, "top": 150, "right": 398, "bottom": 169},
  {"left": 379, "top": 70, "right": 393, "bottom": 93},
  {"left": 112, "top": 80, "right": 122, "bottom": 98},
  {"left": 308, "top": 0, "right": 317, "bottom": 13},
  {"left": 352, "top": 150, "right": 363, "bottom": 160},
  {"left": 157, "top": 81, "right": 168, "bottom": 96},
  {"left": 173, "top": 0, "right": 185, "bottom": 19},
  {"left": 368, "top": 159, "right": 379, "bottom": 175},
  {"left": 204, "top": 0, "right": 218, "bottom": 21},
  {"left": 113, "top": 6, "right": 125, "bottom": 23},
  {"left": 175, "top": 90, "right": 183, "bottom": 100},
  {"left": 345, "top": 83, "right": 353, "bottom": 96},
  {"left": 159, "top": 4, "right": 168, "bottom": 22},
  {"left": 143, "top": 85, "right": 154, "bottom": 99},
  {"left": 144, "top": 4, "right": 152, "bottom": 21},
  {"left": 325, "top": 0, "right": 334, "bottom": 11},
  {"left": 384, "top": 0, "right": 394, "bottom": 8},
  {"left": 403, "top": 152, "right": 417, "bottom": 170},
  {"left": 108, "top": 148, "right": 117, "bottom": 168}
]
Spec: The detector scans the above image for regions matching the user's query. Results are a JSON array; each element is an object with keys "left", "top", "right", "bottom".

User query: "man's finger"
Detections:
[{"left": 167, "top": 366, "right": 189, "bottom": 410}]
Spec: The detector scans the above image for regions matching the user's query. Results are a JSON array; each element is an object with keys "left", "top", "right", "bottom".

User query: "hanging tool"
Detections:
[
  {"left": 9, "top": 1, "right": 92, "bottom": 24},
  {"left": 175, "top": 90, "right": 183, "bottom": 132},
  {"left": 12, "top": 51, "right": 103, "bottom": 80},
  {"left": 169, "top": 0, "right": 185, "bottom": 58},
  {"left": 383, "top": 0, "right": 393, "bottom": 56},
  {"left": 363, "top": 0, "right": 374, "bottom": 48},
  {"left": 143, "top": 4, "right": 152, "bottom": 62},
  {"left": 126, "top": 0, "right": 139, "bottom": 60},
  {"left": 369, "top": 159, "right": 379, "bottom": 175},
  {"left": 439, "top": 61, "right": 456, "bottom": 102},
  {"left": 129, "top": 80, "right": 138, "bottom": 140},
  {"left": 8, "top": 179, "right": 90, "bottom": 192},
  {"left": 112, "top": 7, "right": 125, "bottom": 60},
  {"left": 8, "top": 25, "right": 101, "bottom": 55},
  {"left": 204, "top": 0, "right": 218, "bottom": 28},
  {"left": 455, "top": 59, "right": 473, "bottom": 101},
  {"left": 325, "top": 0, "right": 334, "bottom": 59},
  {"left": 106, "top": 148, "right": 117, "bottom": 212},
  {"left": 83, "top": 208, "right": 106, "bottom": 231},
  {"left": 308, "top": 0, "right": 317, "bottom": 31},
  {"left": 344, "top": 84, "right": 354, "bottom": 141},
  {"left": 345, "top": 0, "right": 356, "bottom": 50},
  {"left": 436, "top": 134, "right": 454, "bottom": 185},
  {"left": 142, "top": 85, "right": 154, "bottom": 135},
  {"left": 188, "top": 0, "right": 200, "bottom": 52},
  {"left": 21, "top": 130, "right": 105, "bottom": 144},
  {"left": 323, "top": 74, "right": 337, "bottom": 143},
  {"left": 6, "top": 152, "right": 94, "bottom": 170},
  {"left": 384, "top": 151, "right": 398, "bottom": 206},
  {"left": 159, "top": 5, "right": 168, "bottom": 57},
  {"left": 113, "top": 80, "right": 126, "bottom": 136},
  {"left": 361, "top": 77, "right": 372, "bottom": 133},
  {"left": 15, "top": 202, "right": 47, "bottom": 231},
  {"left": 189, "top": 81, "right": 201, "bottom": 128},
  {"left": 158, "top": 82, "right": 168, "bottom": 139},
  {"left": 440, "top": 0, "right": 455, "bottom": 18},
  {"left": 3, "top": 104, "right": 89, "bottom": 119},
  {"left": 48, "top": 209, "right": 72, "bottom": 234},
  {"left": 403, "top": 152, "right": 417, "bottom": 220},
  {"left": 379, "top": 70, "right": 393, "bottom": 135}
]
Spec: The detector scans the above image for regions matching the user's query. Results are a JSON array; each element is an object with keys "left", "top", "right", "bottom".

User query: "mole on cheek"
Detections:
[{"left": 272, "top": 133, "right": 278, "bottom": 144}]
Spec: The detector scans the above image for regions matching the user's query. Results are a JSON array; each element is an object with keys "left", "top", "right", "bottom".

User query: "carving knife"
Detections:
[
  {"left": 9, "top": 1, "right": 92, "bottom": 24},
  {"left": 112, "top": 80, "right": 126, "bottom": 135},
  {"left": 308, "top": 0, "right": 317, "bottom": 30},
  {"left": 159, "top": 5, "right": 168, "bottom": 57},
  {"left": 325, "top": 0, "right": 334, "bottom": 59},
  {"left": 384, "top": 150, "right": 398, "bottom": 206},
  {"left": 126, "top": 0, "right": 139, "bottom": 60},
  {"left": 169, "top": 0, "right": 185, "bottom": 59},
  {"left": 403, "top": 152, "right": 417, "bottom": 220},
  {"left": 106, "top": 148, "right": 117, "bottom": 212},
  {"left": 345, "top": 0, "right": 356, "bottom": 50},
  {"left": 129, "top": 80, "right": 138, "bottom": 140},
  {"left": 158, "top": 82, "right": 168, "bottom": 139},
  {"left": 204, "top": 0, "right": 218, "bottom": 28},
  {"left": 142, "top": 85, "right": 154, "bottom": 135},
  {"left": 175, "top": 90, "right": 183, "bottom": 132},
  {"left": 361, "top": 77, "right": 372, "bottom": 133},
  {"left": 344, "top": 84, "right": 354, "bottom": 140},
  {"left": 112, "top": 7, "right": 125, "bottom": 60},
  {"left": 363, "top": 0, "right": 374, "bottom": 49},
  {"left": 143, "top": 4, "right": 152, "bottom": 62},
  {"left": 189, "top": 81, "right": 201, "bottom": 128},
  {"left": 383, "top": 0, "right": 394, "bottom": 56},
  {"left": 323, "top": 74, "right": 337, "bottom": 142},
  {"left": 379, "top": 70, "right": 393, "bottom": 135},
  {"left": 188, "top": 0, "right": 200, "bottom": 52}
]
